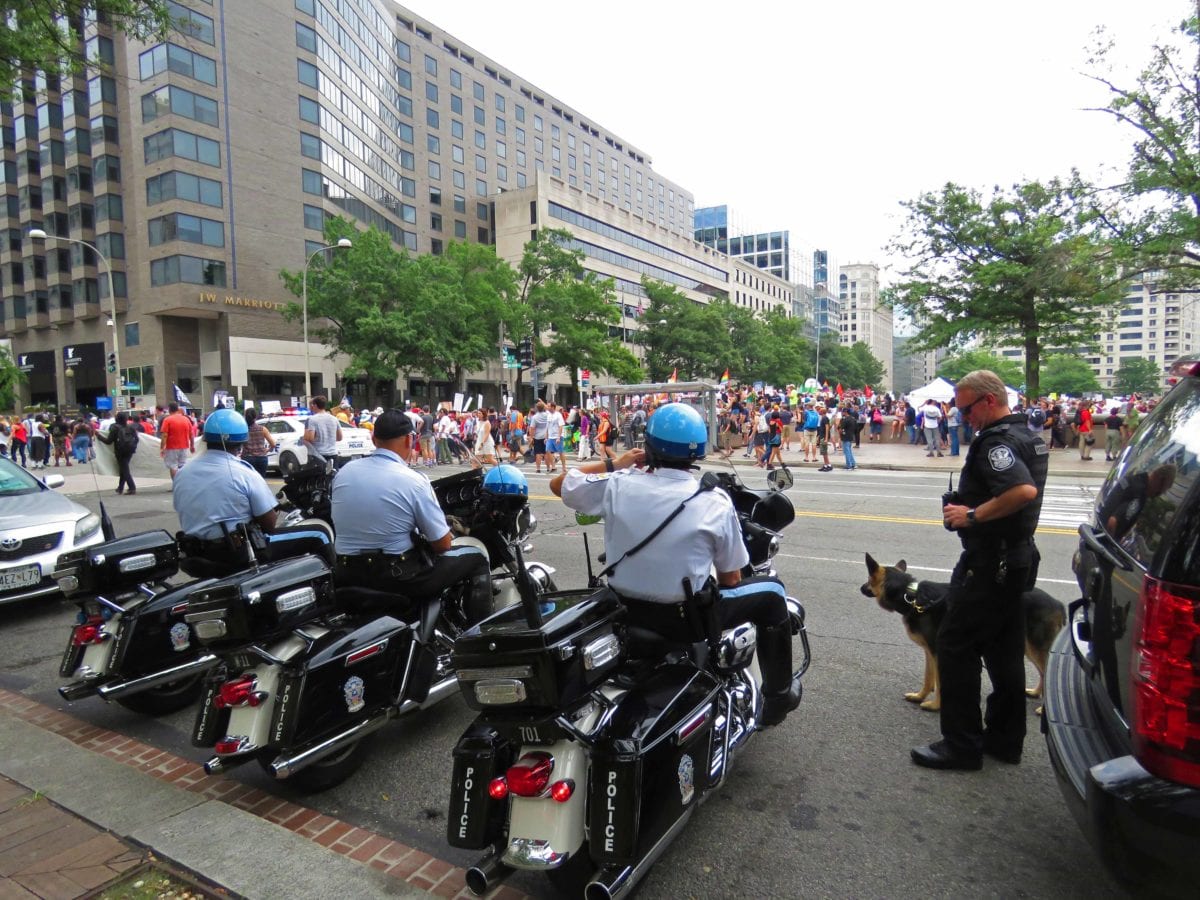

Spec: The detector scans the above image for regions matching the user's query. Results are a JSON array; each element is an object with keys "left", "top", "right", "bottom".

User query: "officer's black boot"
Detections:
[{"left": 758, "top": 622, "right": 802, "bottom": 727}]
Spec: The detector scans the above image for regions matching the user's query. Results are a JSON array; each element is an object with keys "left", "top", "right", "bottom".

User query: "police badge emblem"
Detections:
[
  {"left": 677, "top": 754, "right": 695, "bottom": 805},
  {"left": 988, "top": 445, "right": 1015, "bottom": 471},
  {"left": 343, "top": 676, "right": 365, "bottom": 713},
  {"left": 168, "top": 622, "right": 191, "bottom": 652}
]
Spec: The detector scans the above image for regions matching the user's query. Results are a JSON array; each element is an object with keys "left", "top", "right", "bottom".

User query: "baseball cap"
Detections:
[{"left": 373, "top": 409, "right": 415, "bottom": 439}]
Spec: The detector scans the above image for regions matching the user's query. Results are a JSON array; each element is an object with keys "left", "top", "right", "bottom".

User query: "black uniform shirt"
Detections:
[{"left": 957, "top": 413, "right": 1049, "bottom": 547}]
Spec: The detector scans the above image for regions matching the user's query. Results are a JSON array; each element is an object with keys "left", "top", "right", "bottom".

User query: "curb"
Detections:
[{"left": 0, "top": 688, "right": 526, "bottom": 900}]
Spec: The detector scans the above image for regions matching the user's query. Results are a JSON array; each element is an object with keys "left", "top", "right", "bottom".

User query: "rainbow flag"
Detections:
[{"left": 719, "top": 368, "right": 730, "bottom": 386}]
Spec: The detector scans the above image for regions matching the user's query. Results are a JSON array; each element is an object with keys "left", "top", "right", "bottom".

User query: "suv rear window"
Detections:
[{"left": 1097, "top": 379, "right": 1200, "bottom": 581}]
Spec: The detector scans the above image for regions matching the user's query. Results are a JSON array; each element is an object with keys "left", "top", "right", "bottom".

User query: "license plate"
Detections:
[
  {"left": 0, "top": 564, "right": 40, "bottom": 590},
  {"left": 348, "top": 441, "right": 364, "bottom": 450}
]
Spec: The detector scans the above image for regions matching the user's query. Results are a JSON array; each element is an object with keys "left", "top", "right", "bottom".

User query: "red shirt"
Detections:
[{"left": 160, "top": 413, "right": 194, "bottom": 450}]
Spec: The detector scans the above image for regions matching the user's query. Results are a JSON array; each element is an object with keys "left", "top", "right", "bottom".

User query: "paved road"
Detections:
[{"left": 2, "top": 465, "right": 1121, "bottom": 899}]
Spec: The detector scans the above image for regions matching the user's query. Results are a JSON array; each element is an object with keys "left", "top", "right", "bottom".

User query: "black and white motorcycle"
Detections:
[
  {"left": 189, "top": 465, "right": 555, "bottom": 791},
  {"left": 446, "top": 467, "right": 810, "bottom": 898}
]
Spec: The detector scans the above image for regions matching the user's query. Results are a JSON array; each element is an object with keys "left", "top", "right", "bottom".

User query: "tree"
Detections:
[
  {"left": 0, "top": 2, "right": 171, "bottom": 96},
  {"left": 1085, "top": 10, "right": 1200, "bottom": 282},
  {"left": 1113, "top": 356, "right": 1162, "bottom": 394},
  {"left": 1040, "top": 354, "right": 1102, "bottom": 396},
  {"left": 937, "top": 349, "right": 1023, "bottom": 386},
  {"left": 639, "top": 279, "right": 732, "bottom": 382},
  {"left": 514, "top": 228, "right": 642, "bottom": 384},
  {"left": 0, "top": 348, "right": 23, "bottom": 411},
  {"left": 888, "top": 179, "right": 1126, "bottom": 399}
]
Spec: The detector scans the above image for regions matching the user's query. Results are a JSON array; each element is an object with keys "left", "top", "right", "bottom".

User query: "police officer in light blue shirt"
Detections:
[
  {"left": 331, "top": 409, "right": 492, "bottom": 622},
  {"left": 173, "top": 409, "right": 333, "bottom": 573}
]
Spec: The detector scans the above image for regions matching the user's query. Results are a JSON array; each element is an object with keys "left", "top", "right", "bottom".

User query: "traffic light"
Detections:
[
  {"left": 106, "top": 352, "right": 117, "bottom": 373},
  {"left": 519, "top": 337, "right": 534, "bottom": 368}
]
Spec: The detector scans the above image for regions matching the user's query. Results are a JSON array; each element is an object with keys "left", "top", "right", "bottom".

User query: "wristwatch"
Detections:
[{"left": 966, "top": 508, "right": 977, "bottom": 525}]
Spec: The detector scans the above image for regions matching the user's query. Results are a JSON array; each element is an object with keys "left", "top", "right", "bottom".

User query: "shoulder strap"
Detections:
[{"left": 599, "top": 481, "right": 714, "bottom": 581}]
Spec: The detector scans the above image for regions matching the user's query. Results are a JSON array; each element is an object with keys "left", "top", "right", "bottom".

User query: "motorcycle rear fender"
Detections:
[
  {"left": 218, "top": 632, "right": 312, "bottom": 755},
  {"left": 502, "top": 738, "right": 590, "bottom": 870}
]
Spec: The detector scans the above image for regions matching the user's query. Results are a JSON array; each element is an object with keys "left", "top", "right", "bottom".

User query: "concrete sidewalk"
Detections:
[{"left": 0, "top": 690, "right": 524, "bottom": 900}]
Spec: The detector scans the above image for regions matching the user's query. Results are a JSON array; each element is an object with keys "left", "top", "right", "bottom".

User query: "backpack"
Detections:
[
  {"left": 1072, "top": 408, "right": 1083, "bottom": 427},
  {"left": 872, "top": 409, "right": 883, "bottom": 424},
  {"left": 1028, "top": 407, "right": 1046, "bottom": 428},
  {"left": 115, "top": 425, "right": 138, "bottom": 456}
]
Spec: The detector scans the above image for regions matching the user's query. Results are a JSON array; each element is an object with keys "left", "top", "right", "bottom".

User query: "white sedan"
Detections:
[{"left": 259, "top": 415, "right": 372, "bottom": 474}]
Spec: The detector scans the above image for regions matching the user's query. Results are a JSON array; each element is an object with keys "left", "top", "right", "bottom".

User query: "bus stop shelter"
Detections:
[{"left": 588, "top": 381, "right": 721, "bottom": 446}]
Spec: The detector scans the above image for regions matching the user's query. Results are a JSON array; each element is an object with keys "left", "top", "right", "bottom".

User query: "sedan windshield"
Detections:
[{"left": 0, "top": 459, "right": 43, "bottom": 496}]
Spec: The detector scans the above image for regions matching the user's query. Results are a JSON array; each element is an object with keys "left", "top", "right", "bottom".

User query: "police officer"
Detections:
[
  {"left": 331, "top": 409, "right": 492, "bottom": 623},
  {"left": 911, "top": 370, "right": 1048, "bottom": 770},
  {"left": 551, "top": 403, "right": 802, "bottom": 727},
  {"left": 173, "top": 409, "right": 333, "bottom": 574}
]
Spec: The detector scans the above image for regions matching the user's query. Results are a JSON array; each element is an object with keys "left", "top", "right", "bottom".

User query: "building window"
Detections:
[
  {"left": 428, "top": 160, "right": 440, "bottom": 179},
  {"left": 301, "top": 168, "right": 322, "bottom": 195},
  {"left": 146, "top": 170, "right": 222, "bottom": 207},
  {"left": 478, "top": 227, "right": 488, "bottom": 243},
  {"left": 138, "top": 43, "right": 217, "bottom": 86},
  {"left": 454, "top": 220, "right": 466, "bottom": 238},
  {"left": 148, "top": 212, "right": 225, "bottom": 247},
  {"left": 431, "top": 212, "right": 442, "bottom": 231},
  {"left": 474, "top": 106, "right": 485, "bottom": 126},
  {"left": 87, "top": 76, "right": 116, "bottom": 106},
  {"left": 424, "top": 54, "right": 437, "bottom": 76},
  {"left": 124, "top": 322, "right": 140, "bottom": 347},
  {"left": 298, "top": 95, "right": 320, "bottom": 123},
  {"left": 95, "top": 193, "right": 123, "bottom": 222},
  {"left": 426, "top": 108, "right": 439, "bottom": 128},
  {"left": 430, "top": 238, "right": 443, "bottom": 255},
  {"left": 449, "top": 68, "right": 461, "bottom": 89},
  {"left": 144, "top": 128, "right": 220, "bottom": 166},
  {"left": 150, "top": 254, "right": 226, "bottom": 287},
  {"left": 297, "top": 59, "right": 319, "bottom": 88},
  {"left": 167, "top": 0, "right": 214, "bottom": 44},
  {"left": 295, "top": 22, "right": 316, "bottom": 52},
  {"left": 300, "top": 132, "right": 320, "bottom": 159},
  {"left": 302, "top": 204, "right": 323, "bottom": 231},
  {"left": 477, "top": 202, "right": 488, "bottom": 221},
  {"left": 425, "top": 81, "right": 438, "bottom": 103},
  {"left": 141, "top": 85, "right": 219, "bottom": 127}
]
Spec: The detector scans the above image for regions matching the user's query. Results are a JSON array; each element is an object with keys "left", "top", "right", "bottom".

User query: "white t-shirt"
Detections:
[
  {"left": 922, "top": 404, "right": 942, "bottom": 425},
  {"left": 547, "top": 411, "right": 565, "bottom": 439}
]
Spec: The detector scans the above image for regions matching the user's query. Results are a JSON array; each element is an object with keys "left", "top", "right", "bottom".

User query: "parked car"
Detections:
[
  {"left": 0, "top": 458, "right": 105, "bottom": 606},
  {"left": 1043, "top": 355, "right": 1200, "bottom": 898},
  {"left": 258, "top": 414, "right": 372, "bottom": 474}
]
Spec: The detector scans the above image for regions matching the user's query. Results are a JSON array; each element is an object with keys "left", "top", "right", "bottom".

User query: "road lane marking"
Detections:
[
  {"left": 788, "top": 509, "right": 1077, "bottom": 535},
  {"left": 777, "top": 554, "right": 1078, "bottom": 586}
]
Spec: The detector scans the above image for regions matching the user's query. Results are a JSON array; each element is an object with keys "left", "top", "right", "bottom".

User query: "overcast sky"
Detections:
[{"left": 400, "top": 0, "right": 1186, "bottom": 281}]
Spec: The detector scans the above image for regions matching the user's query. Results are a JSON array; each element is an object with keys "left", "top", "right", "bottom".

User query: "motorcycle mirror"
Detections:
[{"left": 767, "top": 467, "right": 794, "bottom": 492}]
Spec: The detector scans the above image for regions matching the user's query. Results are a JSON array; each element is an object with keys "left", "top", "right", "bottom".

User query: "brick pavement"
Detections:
[
  {"left": 0, "top": 689, "right": 526, "bottom": 900},
  {"left": 0, "top": 774, "right": 144, "bottom": 899}
]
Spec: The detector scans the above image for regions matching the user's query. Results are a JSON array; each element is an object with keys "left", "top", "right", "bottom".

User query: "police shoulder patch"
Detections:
[
  {"left": 988, "top": 445, "right": 1015, "bottom": 471},
  {"left": 584, "top": 473, "right": 611, "bottom": 483}
]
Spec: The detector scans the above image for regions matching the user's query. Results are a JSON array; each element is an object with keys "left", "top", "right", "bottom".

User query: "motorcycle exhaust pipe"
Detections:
[
  {"left": 584, "top": 808, "right": 694, "bottom": 900},
  {"left": 396, "top": 674, "right": 460, "bottom": 715},
  {"left": 95, "top": 653, "right": 219, "bottom": 701},
  {"left": 465, "top": 843, "right": 513, "bottom": 896},
  {"left": 268, "top": 709, "right": 392, "bottom": 779},
  {"left": 58, "top": 680, "right": 100, "bottom": 702}
]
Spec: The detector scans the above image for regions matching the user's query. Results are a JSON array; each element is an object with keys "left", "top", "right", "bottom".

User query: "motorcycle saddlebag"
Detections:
[
  {"left": 588, "top": 664, "right": 721, "bottom": 867},
  {"left": 184, "top": 554, "right": 335, "bottom": 649},
  {"left": 53, "top": 530, "right": 180, "bottom": 598},
  {"left": 446, "top": 721, "right": 514, "bottom": 849},
  {"left": 454, "top": 588, "right": 623, "bottom": 712},
  {"left": 269, "top": 616, "right": 411, "bottom": 749}
]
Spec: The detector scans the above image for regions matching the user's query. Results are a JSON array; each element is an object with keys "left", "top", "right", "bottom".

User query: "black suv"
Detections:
[{"left": 1044, "top": 357, "right": 1200, "bottom": 897}]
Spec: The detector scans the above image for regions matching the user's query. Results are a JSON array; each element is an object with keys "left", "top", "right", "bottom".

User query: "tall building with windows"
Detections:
[
  {"left": 838, "top": 262, "right": 893, "bottom": 389},
  {"left": 0, "top": 0, "right": 696, "bottom": 410}
]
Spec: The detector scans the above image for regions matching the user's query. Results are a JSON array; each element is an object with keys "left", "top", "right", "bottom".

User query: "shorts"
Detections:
[
  {"left": 163, "top": 448, "right": 190, "bottom": 470},
  {"left": 782, "top": 424, "right": 794, "bottom": 440},
  {"left": 420, "top": 434, "right": 434, "bottom": 452},
  {"left": 870, "top": 421, "right": 883, "bottom": 435},
  {"left": 546, "top": 437, "right": 562, "bottom": 453},
  {"left": 533, "top": 438, "right": 547, "bottom": 455},
  {"left": 801, "top": 430, "right": 817, "bottom": 448}
]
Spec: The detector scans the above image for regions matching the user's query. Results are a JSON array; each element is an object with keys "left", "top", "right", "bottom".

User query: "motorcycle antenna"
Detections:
[
  {"left": 582, "top": 531, "right": 598, "bottom": 589},
  {"left": 85, "top": 412, "right": 117, "bottom": 539},
  {"left": 511, "top": 541, "right": 545, "bottom": 629}
]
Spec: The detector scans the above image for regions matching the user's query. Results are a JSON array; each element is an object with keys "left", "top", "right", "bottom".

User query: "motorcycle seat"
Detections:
[{"left": 335, "top": 585, "right": 414, "bottom": 615}]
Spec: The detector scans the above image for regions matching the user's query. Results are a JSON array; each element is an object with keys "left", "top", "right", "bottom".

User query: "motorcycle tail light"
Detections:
[
  {"left": 549, "top": 778, "right": 575, "bottom": 803},
  {"left": 488, "top": 777, "right": 509, "bottom": 800},
  {"left": 214, "top": 736, "right": 248, "bottom": 755},
  {"left": 71, "top": 616, "right": 108, "bottom": 646},
  {"left": 214, "top": 675, "right": 265, "bottom": 709},
  {"left": 505, "top": 752, "right": 553, "bottom": 797}
]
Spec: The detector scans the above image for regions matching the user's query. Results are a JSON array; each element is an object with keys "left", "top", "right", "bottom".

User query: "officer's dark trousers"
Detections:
[
  {"left": 936, "top": 556, "right": 1029, "bottom": 758},
  {"left": 337, "top": 545, "right": 492, "bottom": 625}
]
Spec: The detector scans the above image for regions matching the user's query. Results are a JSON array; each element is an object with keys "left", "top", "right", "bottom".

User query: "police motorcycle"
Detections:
[
  {"left": 52, "top": 411, "right": 335, "bottom": 717},
  {"left": 446, "top": 437, "right": 810, "bottom": 897},
  {"left": 187, "top": 463, "right": 555, "bottom": 792}
]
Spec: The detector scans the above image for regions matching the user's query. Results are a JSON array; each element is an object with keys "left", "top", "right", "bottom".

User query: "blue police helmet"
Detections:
[
  {"left": 203, "top": 408, "right": 249, "bottom": 445},
  {"left": 484, "top": 464, "right": 529, "bottom": 497},
  {"left": 645, "top": 403, "right": 707, "bottom": 463}
]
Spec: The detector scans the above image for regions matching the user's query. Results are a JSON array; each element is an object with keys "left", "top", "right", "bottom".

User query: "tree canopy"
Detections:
[
  {"left": 1040, "top": 354, "right": 1102, "bottom": 396},
  {"left": 1113, "top": 357, "right": 1162, "bottom": 395},
  {"left": 888, "top": 179, "right": 1125, "bottom": 399},
  {"left": 638, "top": 279, "right": 732, "bottom": 382},
  {"left": 0, "top": 2, "right": 170, "bottom": 96},
  {"left": 937, "top": 349, "right": 1023, "bottom": 387}
]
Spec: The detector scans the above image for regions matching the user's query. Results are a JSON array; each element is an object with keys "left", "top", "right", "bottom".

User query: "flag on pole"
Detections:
[
  {"left": 836, "top": 383, "right": 844, "bottom": 398},
  {"left": 719, "top": 368, "right": 730, "bottom": 386},
  {"left": 667, "top": 368, "right": 678, "bottom": 383},
  {"left": 864, "top": 385, "right": 873, "bottom": 399},
  {"left": 173, "top": 383, "right": 192, "bottom": 406}
]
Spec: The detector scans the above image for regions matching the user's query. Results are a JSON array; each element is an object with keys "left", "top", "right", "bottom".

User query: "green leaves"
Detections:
[
  {"left": 1040, "top": 354, "right": 1101, "bottom": 396},
  {"left": 1113, "top": 357, "right": 1161, "bottom": 395},
  {"left": 889, "top": 179, "right": 1124, "bottom": 398},
  {"left": 937, "top": 350, "right": 1023, "bottom": 387}
]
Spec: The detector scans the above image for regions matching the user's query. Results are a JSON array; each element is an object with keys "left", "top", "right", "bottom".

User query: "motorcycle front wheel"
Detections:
[
  {"left": 114, "top": 675, "right": 204, "bottom": 716},
  {"left": 262, "top": 736, "right": 370, "bottom": 793}
]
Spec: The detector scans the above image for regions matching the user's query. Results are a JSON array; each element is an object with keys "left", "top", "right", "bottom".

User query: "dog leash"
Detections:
[{"left": 903, "top": 580, "right": 946, "bottom": 614}]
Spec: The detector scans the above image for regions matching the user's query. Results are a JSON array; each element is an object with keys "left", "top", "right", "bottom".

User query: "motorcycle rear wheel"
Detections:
[
  {"left": 263, "top": 736, "right": 370, "bottom": 793},
  {"left": 546, "top": 841, "right": 594, "bottom": 897},
  {"left": 114, "top": 675, "right": 204, "bottom": 716}
]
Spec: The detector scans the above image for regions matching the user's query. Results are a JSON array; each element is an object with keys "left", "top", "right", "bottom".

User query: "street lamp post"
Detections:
[
  {"left": 302, "top": 238, "right": 352, "bottom": 406},
  {"left": 27, "top": 228, "right": 121, "bottom": 405}
]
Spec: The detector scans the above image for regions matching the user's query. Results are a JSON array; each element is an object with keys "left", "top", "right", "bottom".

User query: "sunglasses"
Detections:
[{"left": 958, "top": 396, "right": 987, "bottom": 417}]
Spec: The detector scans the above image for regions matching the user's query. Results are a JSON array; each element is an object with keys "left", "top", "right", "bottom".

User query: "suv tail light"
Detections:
[{"left": 1131, "top": 575, "right": 1200, "bottom": 787}]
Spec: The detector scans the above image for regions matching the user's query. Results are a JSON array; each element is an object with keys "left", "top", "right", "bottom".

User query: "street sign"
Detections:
[
  {"left": 502, "top": 349, "right": 521, "bottom": 369},
  {"left": 579, "top": 368, "right": 590, "bottom": 388}
]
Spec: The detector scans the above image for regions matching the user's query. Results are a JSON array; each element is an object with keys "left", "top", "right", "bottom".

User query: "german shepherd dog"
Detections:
[{"left": 860, "top": 553, "right": 1066, "bottom": 713}]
